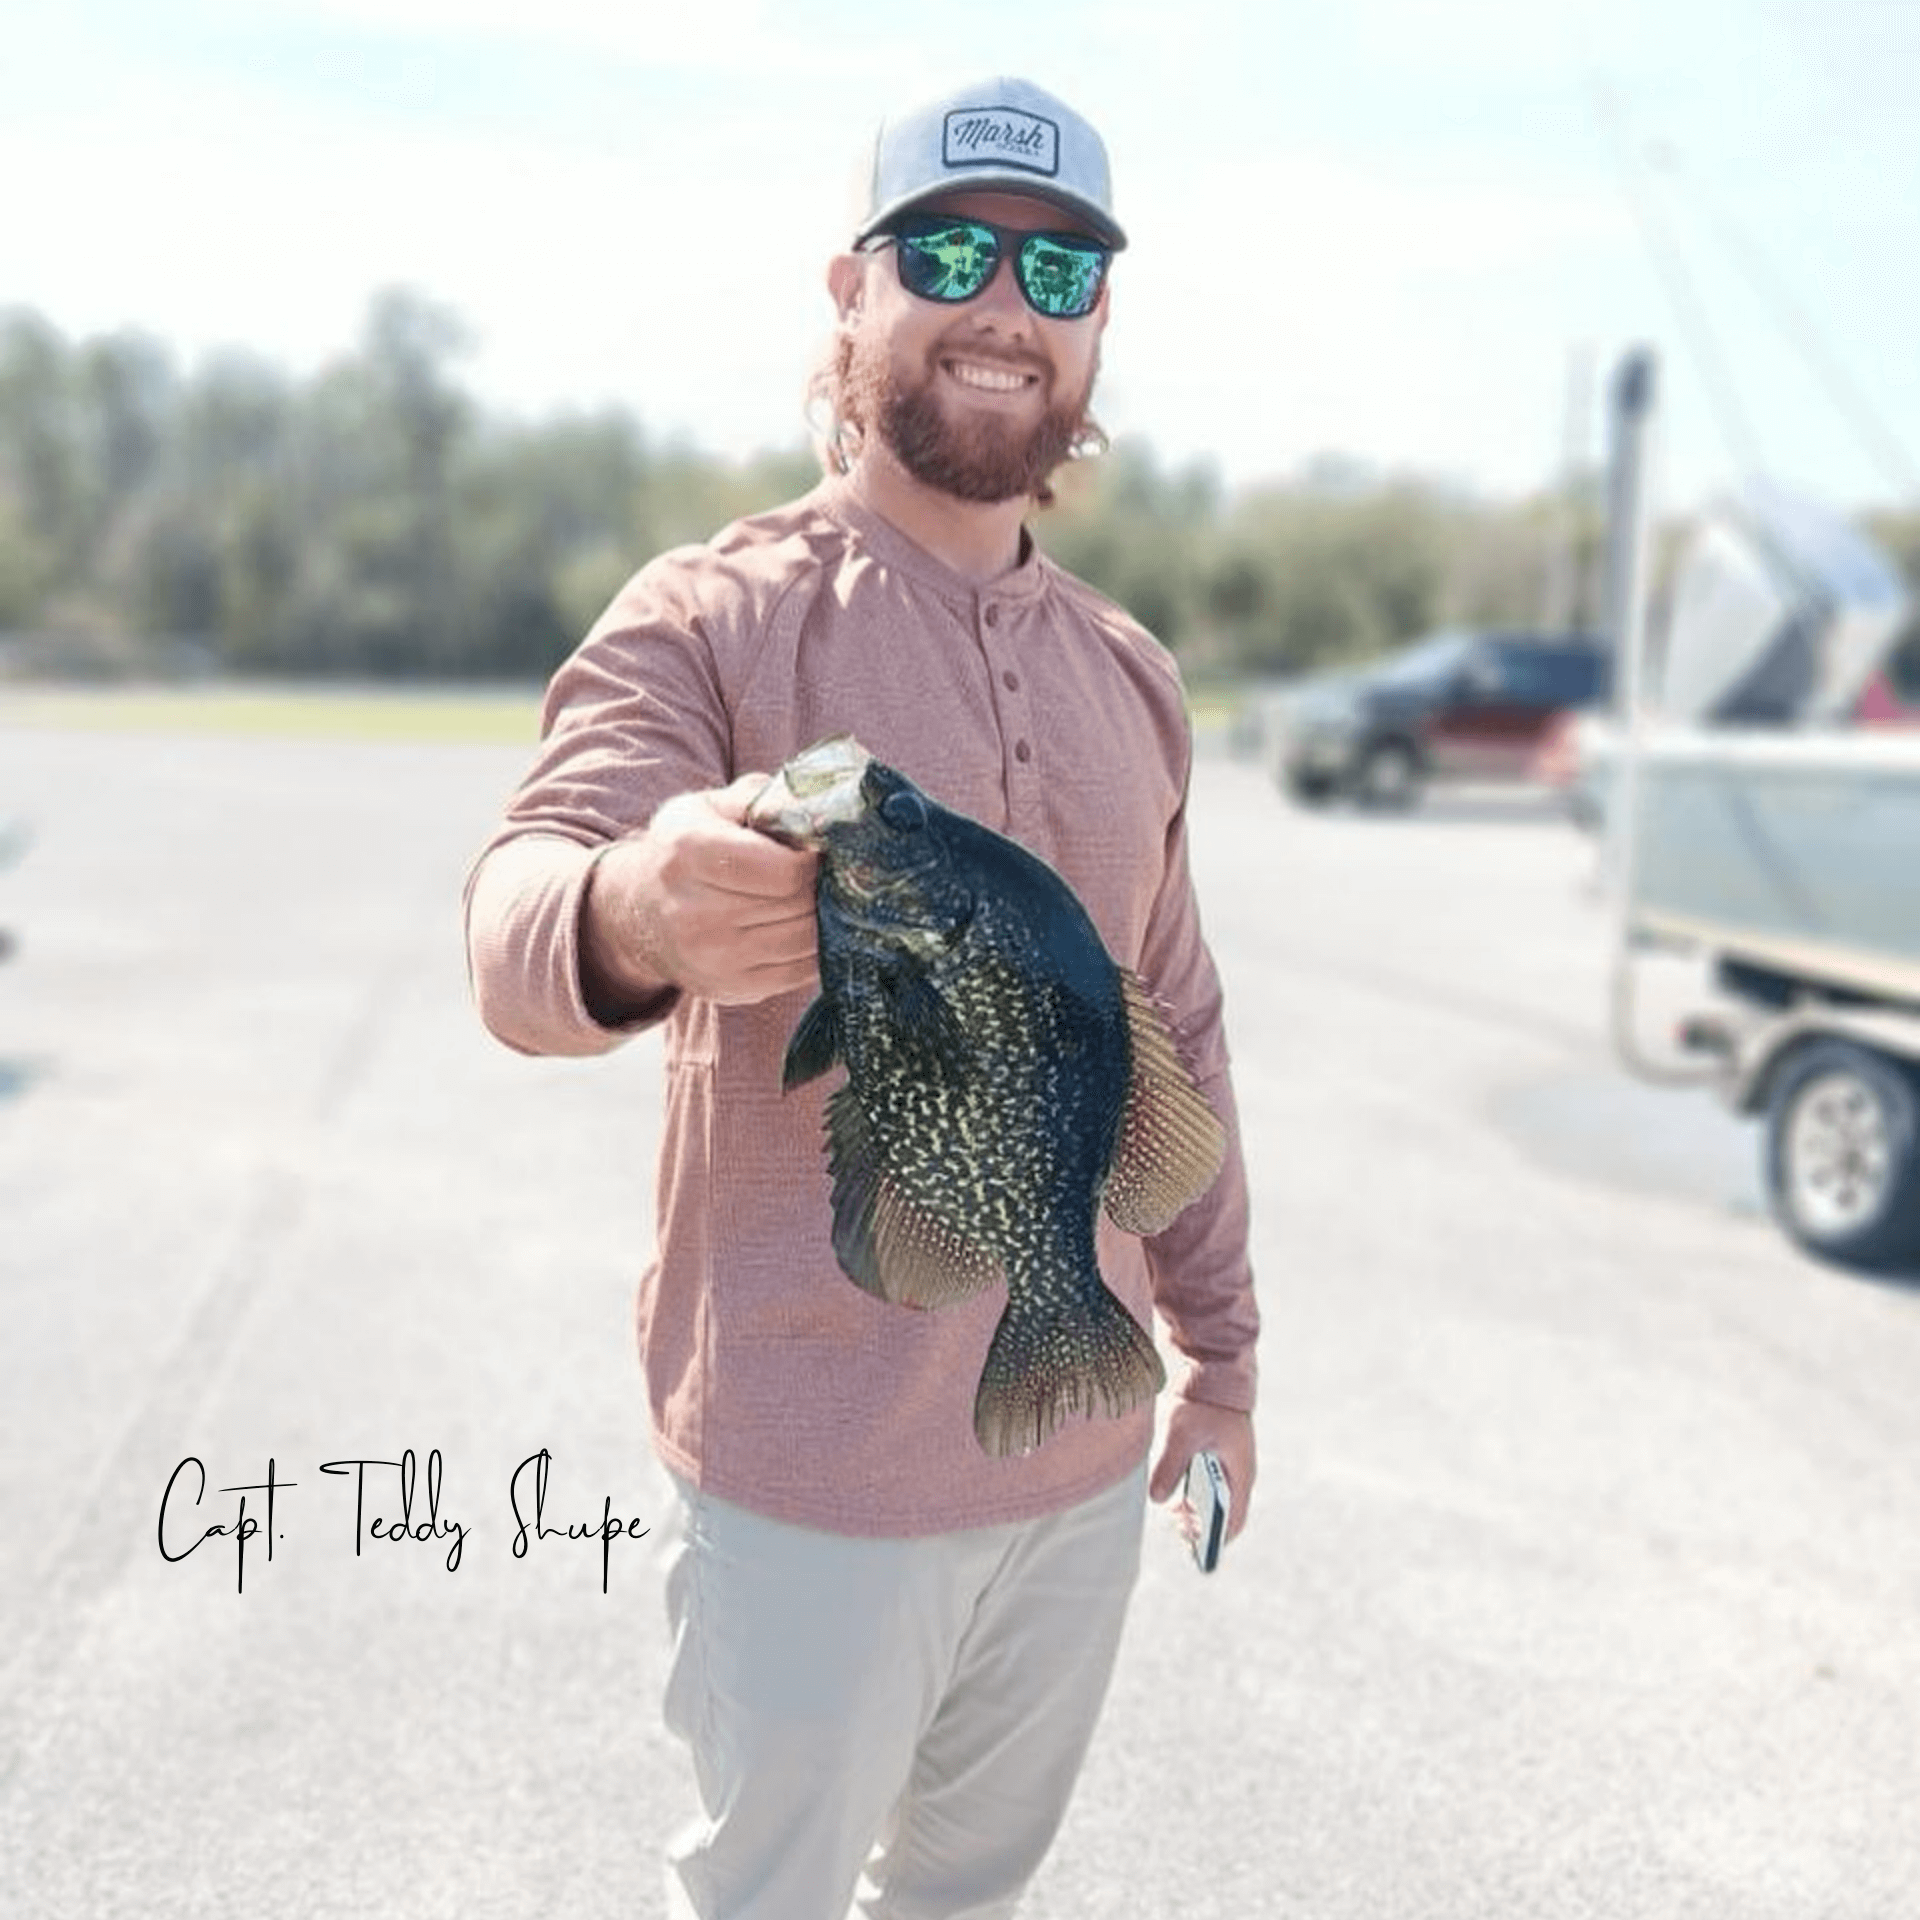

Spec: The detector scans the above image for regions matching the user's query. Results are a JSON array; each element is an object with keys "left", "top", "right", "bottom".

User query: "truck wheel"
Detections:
[
  {"left": 1764, "top": 1039, "right": 1920, "bottom": 1270},
  {"left": 1353, "top": 740, "right": 1422, "bottom": 809}
]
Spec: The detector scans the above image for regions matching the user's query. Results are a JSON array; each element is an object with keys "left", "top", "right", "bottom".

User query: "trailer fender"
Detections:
[{"left": 1730, "top": 1005, "right": 1920, "bottom": 1116}]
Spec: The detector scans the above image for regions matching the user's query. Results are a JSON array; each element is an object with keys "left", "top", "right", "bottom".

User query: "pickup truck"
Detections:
[{"left": 1265, "top": 628, "right": 1611, "bottom": 808}]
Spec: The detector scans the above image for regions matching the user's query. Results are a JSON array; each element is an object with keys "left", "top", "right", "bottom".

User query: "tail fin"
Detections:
[{"left": 973, "top": 1285, "right": 1166, "bottom": 1459}]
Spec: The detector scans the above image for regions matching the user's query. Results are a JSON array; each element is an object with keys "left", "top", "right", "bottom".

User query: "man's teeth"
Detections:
[{"left": 947, "top": 360, "right": 1030, "bottom": 392}]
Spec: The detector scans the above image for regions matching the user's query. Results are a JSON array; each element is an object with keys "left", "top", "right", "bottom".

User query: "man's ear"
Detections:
[{"left": 827, "top": 253, "right": 866, "bottom": 326}]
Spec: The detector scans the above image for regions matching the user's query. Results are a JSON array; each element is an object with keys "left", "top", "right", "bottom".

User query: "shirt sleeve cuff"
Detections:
[
  {"left": 1177, "top": 1359, "right": 1257, "bottom": 1418},
  {"left": 466, "top": 833, "right": 678, "bottom": 1056}
]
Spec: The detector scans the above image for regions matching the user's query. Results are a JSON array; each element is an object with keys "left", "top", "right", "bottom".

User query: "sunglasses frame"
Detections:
[{"left": 869, "top": 214, "right": 1113, "bottom": 321}]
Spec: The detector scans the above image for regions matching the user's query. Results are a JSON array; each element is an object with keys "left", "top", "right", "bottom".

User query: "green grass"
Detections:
[
  {"left": 0, "top": 683, "right": 544, "bottom": 744},
  {"left": 1, "top": 679, "right": 1240, "bottom": 745}
]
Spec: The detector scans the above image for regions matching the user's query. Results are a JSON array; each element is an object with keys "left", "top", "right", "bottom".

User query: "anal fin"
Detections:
[{"left": 823, "top": 1086, "right": 1001, "bottom": 1309}]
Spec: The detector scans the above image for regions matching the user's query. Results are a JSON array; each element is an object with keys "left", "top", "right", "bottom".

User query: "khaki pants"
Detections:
[{"left": 659, "top": 1465, "right": 1146, "bottom": 1920}]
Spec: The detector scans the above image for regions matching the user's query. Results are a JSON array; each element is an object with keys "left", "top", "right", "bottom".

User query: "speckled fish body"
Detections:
[{"left": 748, "top": 736, "right": 1226, "bottom": 1458}]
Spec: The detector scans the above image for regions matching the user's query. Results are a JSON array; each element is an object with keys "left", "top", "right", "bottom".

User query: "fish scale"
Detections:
[{"left": 748, "top": 736, "right": 1227, "bottom": 1458}]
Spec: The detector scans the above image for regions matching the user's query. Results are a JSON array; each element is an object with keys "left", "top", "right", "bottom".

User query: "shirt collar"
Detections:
[{"left": 813, "top": 476, "right": 1053, "bottom": 606}]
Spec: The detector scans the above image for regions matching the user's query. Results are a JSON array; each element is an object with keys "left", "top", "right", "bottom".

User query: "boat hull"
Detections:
[{"left": 1618, "top": 728, "right": 1920, "bottom": 1004}]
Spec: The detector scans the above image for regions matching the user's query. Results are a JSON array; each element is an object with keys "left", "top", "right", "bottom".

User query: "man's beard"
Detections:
[{"left": 838, "top": 330, "right": 1095, "bottom": 505}]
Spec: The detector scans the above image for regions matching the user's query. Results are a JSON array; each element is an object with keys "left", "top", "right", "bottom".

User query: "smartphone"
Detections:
[{"left": 1183, "top": 1450, "right": 1230, "bottom": 1574}]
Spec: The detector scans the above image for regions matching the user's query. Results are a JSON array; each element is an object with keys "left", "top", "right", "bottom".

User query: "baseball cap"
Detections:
[{"left": 853, "top": 76, "right": 1127, "bottom": 252}]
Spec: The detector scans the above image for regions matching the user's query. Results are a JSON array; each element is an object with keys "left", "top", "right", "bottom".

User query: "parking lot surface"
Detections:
[{"left": 2, "top": 721, "right": 1916, "bottom": 1919}]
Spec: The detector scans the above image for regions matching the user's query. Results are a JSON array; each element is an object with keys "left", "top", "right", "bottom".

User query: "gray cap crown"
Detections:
[{"left": 854, "top": 76, "right": 1126, "bottom": 251}]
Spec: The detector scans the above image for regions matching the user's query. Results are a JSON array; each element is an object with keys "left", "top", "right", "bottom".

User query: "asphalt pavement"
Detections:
[{"left": 2, "top": 718, "right": 1916, "bottom": 1919}]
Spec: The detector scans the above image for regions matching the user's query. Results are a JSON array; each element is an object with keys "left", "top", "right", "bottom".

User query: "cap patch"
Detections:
[{"left": 942, "top": 106, "right": 1059, "bottom": 178}]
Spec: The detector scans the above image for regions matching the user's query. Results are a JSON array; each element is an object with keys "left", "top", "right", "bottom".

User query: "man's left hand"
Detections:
[{"left": 1149, "top": 1400, "right": 1255, "bottom": 1544}]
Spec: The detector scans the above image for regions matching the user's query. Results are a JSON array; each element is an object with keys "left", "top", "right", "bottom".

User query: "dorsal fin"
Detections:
[{"left": 1102, "top": 970, "right": 1227, "bottom": 1236}]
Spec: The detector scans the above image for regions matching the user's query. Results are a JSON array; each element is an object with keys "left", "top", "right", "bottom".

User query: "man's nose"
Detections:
[{"left": 971, "top": 251, "right": 1032, "bottom": 329}]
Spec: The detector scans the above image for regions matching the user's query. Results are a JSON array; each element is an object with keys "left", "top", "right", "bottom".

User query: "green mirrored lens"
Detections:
[
  {"left": 1016, "top": 235, "right": 1106, "bottom": 317},
  {"left": 897, "top": 224, "right": 998, "bottom": 302},
  {"left": 888, "top": 218, "right": 1109, "bottom": 318}
]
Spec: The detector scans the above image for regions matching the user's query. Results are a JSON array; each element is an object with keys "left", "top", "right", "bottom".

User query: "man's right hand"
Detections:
[{"left": 580, "top": 774, "right": 820, "bottom": 1020}]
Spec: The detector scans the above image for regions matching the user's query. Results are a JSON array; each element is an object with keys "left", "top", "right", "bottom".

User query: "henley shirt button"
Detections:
[
  {"left": 1003, "top": 670, "right": 1020, "bottom": 692},
  {"left": 1014, "top": 739, "right": 1032, "bottom": 764},
  {"left": 984, "top": 604, "right": 1000, "bottom": 628}
]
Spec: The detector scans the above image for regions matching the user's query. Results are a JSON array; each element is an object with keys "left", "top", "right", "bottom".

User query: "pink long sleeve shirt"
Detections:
[{"left": 465, "top": 478, "right": 1258, "bottom": 1536}]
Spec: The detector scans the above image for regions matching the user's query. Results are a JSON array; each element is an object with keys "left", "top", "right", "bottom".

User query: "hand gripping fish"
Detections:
[{"left": 747, "top": 737, "right": 1226, "bottom": 1458}]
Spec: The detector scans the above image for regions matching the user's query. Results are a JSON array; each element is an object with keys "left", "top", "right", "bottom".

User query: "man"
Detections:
[{"left": 465, "top": 75, "right": 1258, "bottom": 1920}]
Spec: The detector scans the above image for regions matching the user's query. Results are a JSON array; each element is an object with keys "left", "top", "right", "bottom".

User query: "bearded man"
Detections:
[{"left": 465, "top": 75, "right": 1259, "bottom": 1920}]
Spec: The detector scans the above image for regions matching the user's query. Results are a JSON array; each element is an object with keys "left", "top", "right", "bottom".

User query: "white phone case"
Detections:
[{"left": 1185, "top": 1450, "right": 1230, "bottom": 1573}]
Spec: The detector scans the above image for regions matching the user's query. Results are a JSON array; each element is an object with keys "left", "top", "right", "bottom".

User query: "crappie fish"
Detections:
[{"left": 748, "top": 735, "right": 1226, "bottom": 1458}]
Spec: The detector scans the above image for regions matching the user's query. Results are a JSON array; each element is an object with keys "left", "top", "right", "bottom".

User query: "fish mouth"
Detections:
[{"left": 747, "top": 735, "right": 873, "bottom": 848}]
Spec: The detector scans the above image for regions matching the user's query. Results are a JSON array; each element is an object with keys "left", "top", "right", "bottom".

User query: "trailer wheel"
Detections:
[{"left": 1764, "top": 1039, "right": 1920, "bottom": 1270}]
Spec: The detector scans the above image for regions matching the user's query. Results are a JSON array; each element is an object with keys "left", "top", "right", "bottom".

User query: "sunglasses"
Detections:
[{"left": 872, "top": 215, "right": 1112, "bottom": 321}]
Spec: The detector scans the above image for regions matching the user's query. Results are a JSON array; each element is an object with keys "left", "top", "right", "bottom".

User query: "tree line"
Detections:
[{"left": 2, "top": 290, "right": 1913, "bottom": 686}]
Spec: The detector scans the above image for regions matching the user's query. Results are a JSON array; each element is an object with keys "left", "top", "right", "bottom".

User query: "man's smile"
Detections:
[{"left": 941, "top": 355, "right": 1041, "bottom": 395}]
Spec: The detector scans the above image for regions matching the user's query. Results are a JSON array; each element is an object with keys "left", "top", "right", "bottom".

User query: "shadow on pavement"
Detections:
[
  {"left": 1274, "top": 788, "right": 1585, "bottom": 828},
  {"left": 0, "top": 1058, "right": 43, "bottom": 1104},
  {"left": 1352, "top": 796, "right": 1580, "bottom": 828},
  {"left": 1815, "top": 1248, "right": 1920, "bottom": 1296}
]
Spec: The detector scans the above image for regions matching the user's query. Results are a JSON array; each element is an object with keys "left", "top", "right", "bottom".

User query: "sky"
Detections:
[{"left": 4, "top": 0, "right": 1917, "bottom": 514}]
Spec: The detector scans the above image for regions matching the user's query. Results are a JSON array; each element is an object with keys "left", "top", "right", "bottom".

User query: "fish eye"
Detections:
[{"left": 879, "top": 788, "right": 927, "bottom": 833}]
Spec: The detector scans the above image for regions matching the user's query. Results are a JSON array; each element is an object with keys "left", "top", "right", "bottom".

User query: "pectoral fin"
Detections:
[
  {"left": 1102, "top": 970, "right": 1228, "bottom": 1236},
  {"left": 823, "top": 1086, "right": 1002, "bottom": 1309},
  {"left": 781, "top": 995, "right": 842, "bottom": 1090}
]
